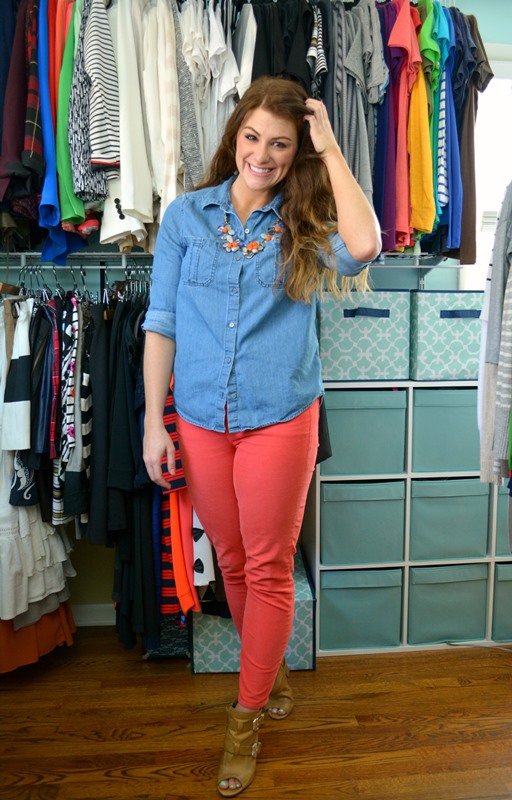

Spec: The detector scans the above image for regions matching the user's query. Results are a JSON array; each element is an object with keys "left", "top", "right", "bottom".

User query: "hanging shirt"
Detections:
[
  {"left": 0, "top": 0, "right": 31, "bottom": 203},
  {"left": 84, "top": 0, "right": 120, "bottom": 175},
  {"left": 438, "top": 6, "right": 462, "bottom": 250},
  {"left": 143, "top": 177, "right": 368, "bottom": 433},
  {"left": 180, "top": 0, "right": 210, "bottom": 169},
  {"left": 306, "top": 5, "right": 328, "bottom": 99},
  {"left": 0, "top": 0, "right": 17, "bottom": 146},
  {"left": 408, "top": 58, "right": 435, "bottom": 233},
  {"left": 449, "top": 6, "right": 477, "bottom": 137},
  {"left": 435, "top": 6, "right": 451, "bottom": 212},
  {"left": 40, "top": 0, "right": 85, "bottom": 263},
  {"left": 169, "top": 0, "right": 204, "bottom": 190},
  {"left": 374, "top": 1, "right": 398, "bottom": 252},
  {"left": 447, "top": 13, "right": 493, "bottom": 265},
  {"left": 157, "top": 0, "right": 181, "bottom": 215},
  {"left": 56, "top": 2, "right": 86, "bottom": 224},
  {"left": 388, "top": 0, "right": 421, "bottom": 248},
  {"left": 232, "top": 3, "right": 257, "bottom": 99},
  {"left": 115, "top": 0, "right": 153, "bottom": 223}
]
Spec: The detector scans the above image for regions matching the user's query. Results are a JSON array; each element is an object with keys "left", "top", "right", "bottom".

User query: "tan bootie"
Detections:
[
  {"left": 217, "top": 703, "right": 265, "bottom": 797},
  {"left": 266, "top": 659, "right": 294, "bottom": 720}
]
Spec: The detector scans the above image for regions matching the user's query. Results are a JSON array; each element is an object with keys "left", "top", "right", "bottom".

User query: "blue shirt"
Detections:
[{"left": 144, "top": 177, "right": 367, "bottom": 432}]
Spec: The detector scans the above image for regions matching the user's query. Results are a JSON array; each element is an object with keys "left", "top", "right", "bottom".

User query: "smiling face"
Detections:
[{"left": 232, "top": 107, "right": 299, "bottom": 206}]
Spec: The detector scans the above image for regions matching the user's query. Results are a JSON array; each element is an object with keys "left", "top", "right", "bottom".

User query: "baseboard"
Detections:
[{"left": 72, "top": 603, "right": 116, "bottom": 627}]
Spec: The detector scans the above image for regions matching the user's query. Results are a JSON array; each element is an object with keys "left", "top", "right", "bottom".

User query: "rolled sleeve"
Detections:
[
  {"left": 142, "top": 196, "right": 185, "bottom": 340},
  {"left": 142, "top": 307, "right": 176, "bottom": 339},
  {"left": 329, "top": 232, "right": 370, "bottom": 276}
]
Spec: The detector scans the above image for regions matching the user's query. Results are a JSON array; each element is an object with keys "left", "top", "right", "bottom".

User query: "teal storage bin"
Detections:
[
  {"left": 321, "top": 390, "right": 407, "bottom": 476},
  {"left": 408, "top": 564, "right": 488, "bottom": 644},
  {"left": 320, "top": 291, "right": 410, "bottom": 381},
  {"left": 320, "top": 481, "right": 405, "bottom": 565},
  {"left": 410, "top": 290, "right": 483, "bottom": 380},
  {"left": 495, "top": 485, "right": 511, "bottom": 556},
  {"left": 411, "top": 388, "right": 479, "bottom": 473},
  {"left": 320, "top": 569, "right": 403, "bottom": 650},
  {"left": 492, "top": 563, "right": 512, "bottom": 641},
  {"left": 410, "top": 479, "right": 489, "bottom": 561}
]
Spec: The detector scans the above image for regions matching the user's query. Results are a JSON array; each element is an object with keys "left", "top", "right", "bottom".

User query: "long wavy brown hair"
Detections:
[{"left": 195, "top": 76, "right": 369, "bottom": 303}]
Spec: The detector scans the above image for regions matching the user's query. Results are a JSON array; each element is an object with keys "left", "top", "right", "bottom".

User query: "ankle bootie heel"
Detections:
[
  {"left": 266, "top": 659, "right": 294, "bottom": 720},
  {"left": 217, "top": 703, "right": 265, "bottom": 797}
]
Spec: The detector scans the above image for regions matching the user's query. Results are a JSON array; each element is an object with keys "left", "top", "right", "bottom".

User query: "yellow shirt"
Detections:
[{"left": 408, "top": 64, "right": 436, "bottom": 233}]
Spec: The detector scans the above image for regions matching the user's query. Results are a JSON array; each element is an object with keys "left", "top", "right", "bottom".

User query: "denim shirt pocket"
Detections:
[
  {"left": 255, "top": 240, "right": 284, "bottom": 289},
  {"left": 182, "top": 237, "right": 220, "bottom": 286}
]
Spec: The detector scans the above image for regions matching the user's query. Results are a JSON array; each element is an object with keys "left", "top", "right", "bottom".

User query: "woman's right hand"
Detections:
[
  {"left": 142, "top": 332, "right": 177, "bottom": 491},
  {"left": 143, "top": 422, "right": 175, "bottom": 490}
]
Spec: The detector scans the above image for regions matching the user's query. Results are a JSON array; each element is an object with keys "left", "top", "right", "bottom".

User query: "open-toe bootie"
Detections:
[
  {"left": 217, "top": 703, "right": 265, "bottom": 797},
  {"left": 266, "top": 659, "right": 294, "bottom": 720}
]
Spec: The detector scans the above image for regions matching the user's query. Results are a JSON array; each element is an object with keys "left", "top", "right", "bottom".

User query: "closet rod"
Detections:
[{"left": 0, "top": 252, "right": 153, "bottom": 268}]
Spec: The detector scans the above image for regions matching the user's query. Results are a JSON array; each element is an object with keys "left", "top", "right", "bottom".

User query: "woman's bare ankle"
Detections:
[{"left": 235, "top": 701, "right": 260, "bottom": 714}]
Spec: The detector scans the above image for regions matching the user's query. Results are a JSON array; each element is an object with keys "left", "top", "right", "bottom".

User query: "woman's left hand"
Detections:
[{"left": 304, "top": 98, "right": 339, "bottom": 159}]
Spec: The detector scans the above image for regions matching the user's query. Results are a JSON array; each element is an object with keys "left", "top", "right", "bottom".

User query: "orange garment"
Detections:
[
  {"left": 0, "top": 602, "right": 75, "bottom": 674},
  {"left": 54, "top": 0, "right": 74, "bottom": 111},
  {"left": 389, "top": 0, "right": 422, "bottom": 248},
  {"left": 160, "top": 380, "right": 200, "bottom": 616},
  {"left": 178, "top": 488, "right": 200, "bottom": 609},
  {"left": 169, "top": 491, "right": 201, "bottom": 615},
  {"left": 48, "top": 0, "right": 59, "bottom": 132},
  {"left": 408, "top": 60, "right": 436, "bottom": 233}
]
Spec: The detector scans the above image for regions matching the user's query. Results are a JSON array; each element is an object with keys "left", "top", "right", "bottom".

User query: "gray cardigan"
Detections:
[{"left": 481, "top": 182, "right": 512, "bottom": 482}]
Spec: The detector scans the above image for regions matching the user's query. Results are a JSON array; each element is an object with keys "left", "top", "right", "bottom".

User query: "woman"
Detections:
[{"left": 143, "top": 76, "right": 381, "bottom": 797}]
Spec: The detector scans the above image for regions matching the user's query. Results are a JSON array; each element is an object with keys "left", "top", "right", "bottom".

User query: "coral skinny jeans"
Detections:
[{"left": 176, "top": 400, "right": 319, "bottom": 708}]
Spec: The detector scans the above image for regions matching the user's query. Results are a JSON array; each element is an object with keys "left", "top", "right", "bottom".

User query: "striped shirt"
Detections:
[
  {"left": 437, "top": 70, "right": 449, "bottom": 207},
  {"left": 84, "top": 0, "right": 120, "bottom": 176}
]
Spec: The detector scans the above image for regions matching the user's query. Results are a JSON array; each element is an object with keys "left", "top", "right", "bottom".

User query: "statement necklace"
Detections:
[{"left": 217, "top": 214, "right": 283, "bottom": 259}]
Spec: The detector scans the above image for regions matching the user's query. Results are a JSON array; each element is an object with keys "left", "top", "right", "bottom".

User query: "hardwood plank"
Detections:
[{"left": 2, "top": 629, "right": 512, "bottom": 799}]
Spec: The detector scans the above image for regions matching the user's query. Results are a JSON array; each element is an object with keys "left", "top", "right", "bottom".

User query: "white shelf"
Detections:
[{"left": 301, "top": 381, "right": 512, "bottom": 657}]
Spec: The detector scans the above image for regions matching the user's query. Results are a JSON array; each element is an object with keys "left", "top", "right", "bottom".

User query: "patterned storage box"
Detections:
[
  {"left": 191, "top": 548, "right": 315, "bottom": 673},
  {"left": 319, "top": 291, "right": 410, "bottom": 381},
  {"left": 410, "top": 290, "right": 483, "bottom": 380}
]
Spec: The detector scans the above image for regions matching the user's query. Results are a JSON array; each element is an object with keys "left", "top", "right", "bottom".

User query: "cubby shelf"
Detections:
[{"left": 301, "top": 380, "right": 512, "bottom": 656}]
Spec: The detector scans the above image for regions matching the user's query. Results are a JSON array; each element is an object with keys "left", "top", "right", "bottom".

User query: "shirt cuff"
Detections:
[
  {"left": 142, "top": 309, "right": 176, "bottom": 339},
  {"left": 330, "top": 233, "right": 370, "bottom": 275}
]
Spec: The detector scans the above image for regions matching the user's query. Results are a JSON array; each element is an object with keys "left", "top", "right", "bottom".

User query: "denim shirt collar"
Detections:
[{"left": 199, "top": 176, "right": 284, "bottom": 220}]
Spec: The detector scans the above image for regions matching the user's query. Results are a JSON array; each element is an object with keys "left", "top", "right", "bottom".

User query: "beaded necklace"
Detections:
[{"left": 217, "top": 214, "right": 283, "bottom": 259}]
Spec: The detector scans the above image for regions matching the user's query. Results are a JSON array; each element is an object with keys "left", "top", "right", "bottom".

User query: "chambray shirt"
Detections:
[{"left": 143, "top": 177, "right": 367, "bottom": 432}]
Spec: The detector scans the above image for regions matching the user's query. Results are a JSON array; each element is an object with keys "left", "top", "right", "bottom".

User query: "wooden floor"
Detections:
[{"left": 2, "top": 629, "right": 512, "bottom": 800}]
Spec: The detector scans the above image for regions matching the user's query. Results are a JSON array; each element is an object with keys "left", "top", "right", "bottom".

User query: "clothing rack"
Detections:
[
  {"left": 0, "top": 251, "right": 153, "bottom": 268},
  {"left": 0, "top": 252, "right": 154, "bottom": 301}
]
